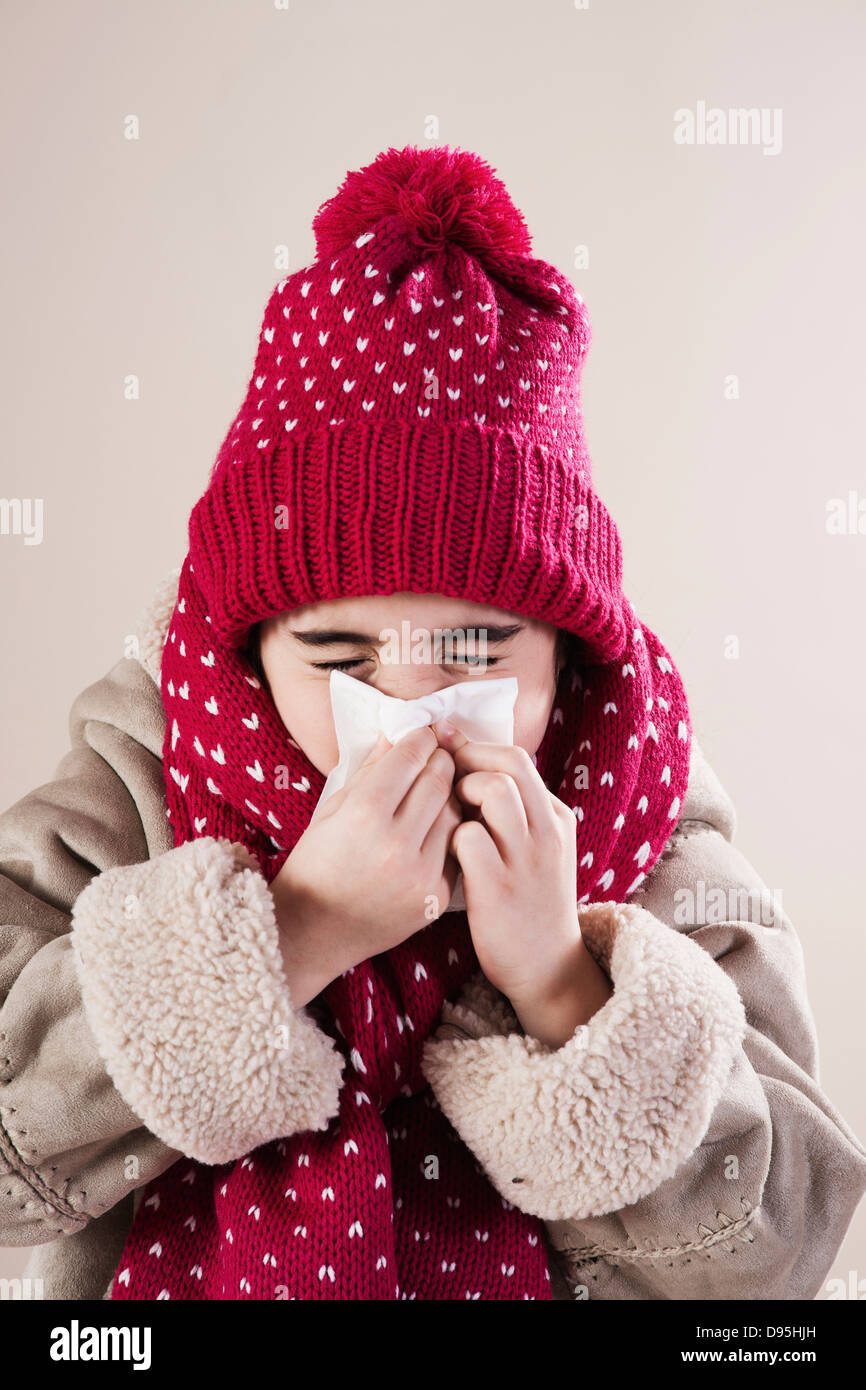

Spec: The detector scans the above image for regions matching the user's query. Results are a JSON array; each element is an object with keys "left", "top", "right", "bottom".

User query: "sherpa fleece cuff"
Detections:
[
  {"left": 70, "top": 836, "right": 346, "bottom": 1165},
  {"left": 420, "top": 900, "right": 747, "bottom": 1223}
]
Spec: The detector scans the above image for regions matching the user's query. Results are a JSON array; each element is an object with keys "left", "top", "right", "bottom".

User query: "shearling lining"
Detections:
[
  {"left": 420, "top": 900, "right": 746, "bottom": 1222},
  {"left": 69, "top": 836, "right": 346, "bottom": 1165}
]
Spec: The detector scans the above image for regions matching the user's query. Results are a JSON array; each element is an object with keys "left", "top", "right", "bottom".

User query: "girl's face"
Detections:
[{"left": 255, "top": 591, "right": 568, "bottom": 778}]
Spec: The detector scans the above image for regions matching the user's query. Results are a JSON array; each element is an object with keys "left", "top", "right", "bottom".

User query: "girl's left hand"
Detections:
[{"left": 430, "top": 718, "right": 584, "bottom": 1013}]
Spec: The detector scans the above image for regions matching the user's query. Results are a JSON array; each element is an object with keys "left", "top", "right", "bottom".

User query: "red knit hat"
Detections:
[{"left": 189, "top": 143, "right": 624, "bottom": 662}]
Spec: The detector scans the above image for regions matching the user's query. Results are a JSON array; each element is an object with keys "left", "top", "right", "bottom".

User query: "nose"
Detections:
[{"left": 370, "top": 663, "right": 458, "bottom": 702}]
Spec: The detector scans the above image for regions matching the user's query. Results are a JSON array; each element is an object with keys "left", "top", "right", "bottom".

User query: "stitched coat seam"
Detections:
[
  {"left": 559, "top": 1202, "right": 757, "bottom": 1267},
  {"left": 0, "top": 1110, "right": 85, "bottom": 1228}
]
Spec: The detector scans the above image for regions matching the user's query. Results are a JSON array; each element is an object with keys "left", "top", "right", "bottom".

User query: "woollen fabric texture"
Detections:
[{"left": 109, "top": 144, "right": 692, "bottom": 1301}]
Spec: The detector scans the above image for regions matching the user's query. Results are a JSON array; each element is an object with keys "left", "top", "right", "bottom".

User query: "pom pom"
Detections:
[{"left": 313, "top": 144, "right": 533, "bottom": 263}]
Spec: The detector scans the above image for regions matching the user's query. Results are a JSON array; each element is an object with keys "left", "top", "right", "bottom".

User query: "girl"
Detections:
[{"left": 3, "top": 144, "right": 865, "bottom": 1300}]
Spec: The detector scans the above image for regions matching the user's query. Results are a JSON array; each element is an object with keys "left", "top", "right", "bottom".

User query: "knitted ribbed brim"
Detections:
[{"left": 189, "top": 417, "right": 626, "bottom": 661}]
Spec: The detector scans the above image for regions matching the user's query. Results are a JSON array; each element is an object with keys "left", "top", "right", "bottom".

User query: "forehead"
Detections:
[{"left": 281, "top": 591, "right": 539, "bottom": 632}]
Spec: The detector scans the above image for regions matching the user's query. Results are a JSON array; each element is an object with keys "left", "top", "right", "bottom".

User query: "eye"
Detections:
[
  {"left": 313, "top": 658, "right": 370, "bottom": 671},
  {"left": 312, "top": 655, "right": 500, "bottom": 671}
]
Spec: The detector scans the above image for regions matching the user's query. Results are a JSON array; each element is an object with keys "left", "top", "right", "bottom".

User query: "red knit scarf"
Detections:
[{"left": 109, "top": 555, "right": 690, "bottom": 1300}]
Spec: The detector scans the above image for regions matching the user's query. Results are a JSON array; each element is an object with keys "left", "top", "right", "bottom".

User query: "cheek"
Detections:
[
  {"left": 511, "top": 667, "right": 559, "bottom": 756},
  {"left": 261, "top": 659, "right": 340, "bottom": 778}
]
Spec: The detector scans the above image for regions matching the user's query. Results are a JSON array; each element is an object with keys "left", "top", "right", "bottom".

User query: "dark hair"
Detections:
[
  {"left": 555, "top": 627, "right": 582, "bottom": 681},
  {"left": 244, "top": 623, "right": 266, "bottom": 685}
]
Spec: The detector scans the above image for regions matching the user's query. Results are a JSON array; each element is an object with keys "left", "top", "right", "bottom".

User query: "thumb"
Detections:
[
  {"left": 360, "top": 730, "right": 393, "bottom": 766},
  {"left": 318, "top": 733, "right": 393, "bottom": 819}
]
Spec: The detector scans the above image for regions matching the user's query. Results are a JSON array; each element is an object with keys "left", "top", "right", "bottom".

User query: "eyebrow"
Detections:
[{"left": 287, "top": 622, "right": 525, "bottom": 648}]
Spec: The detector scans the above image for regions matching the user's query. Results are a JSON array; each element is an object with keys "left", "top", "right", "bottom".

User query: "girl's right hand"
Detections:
[{"left": 270, "top": 724, "right": 463, "bottom": 1007}]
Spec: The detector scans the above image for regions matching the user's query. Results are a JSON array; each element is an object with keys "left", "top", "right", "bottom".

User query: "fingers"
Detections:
[
  {"left": 394, "top": 744, "right": 457, "bottom": 846},
  {"left": 418, "top": 782, "right": 463, "bottom": 862},
  {"left": 449, "top": 813, "right": 502, "bottom": 885},
  {"left": 446, "top": 740, "right": 551, "bottom": 836},
  {"left": 421, "top": 793, "right": 465, "bottom": 917},
  {"left": 454, "top": 769, "right": 529, "bottom": 862},
  {"left": 352, "top": 724, "right": 444, "bottom": 820}
]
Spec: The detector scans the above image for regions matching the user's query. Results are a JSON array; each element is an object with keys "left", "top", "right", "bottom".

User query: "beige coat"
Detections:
[{"left": 1, "top": 568, "right": 865, "bottom": 1301}]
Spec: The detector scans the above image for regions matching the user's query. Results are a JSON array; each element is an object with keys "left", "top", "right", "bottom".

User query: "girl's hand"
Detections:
[
  {"left": 270, "top": 725, "right": 462, "bottom": 1006},
  {"left": 430, "top": 718, "right": 611, "bottom": 1038}
]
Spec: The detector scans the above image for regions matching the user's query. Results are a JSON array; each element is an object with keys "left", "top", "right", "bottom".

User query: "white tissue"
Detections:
[{"left": 309, "top": 668, "right": 518, "bottom": 913}]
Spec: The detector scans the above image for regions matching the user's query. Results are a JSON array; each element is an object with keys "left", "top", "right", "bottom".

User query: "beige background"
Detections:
[{"left": 2, "top": 0, "right": 864, "bottom": 1292}]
